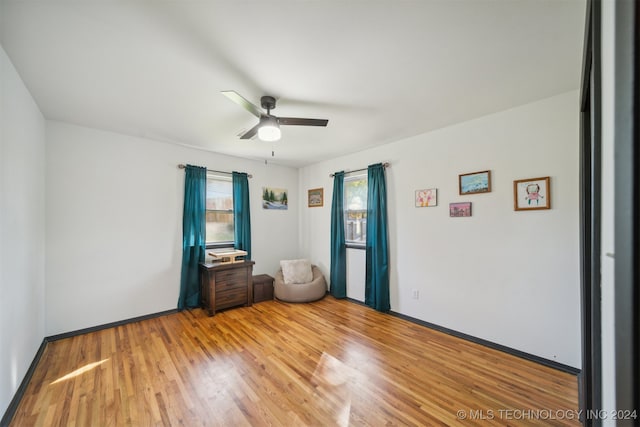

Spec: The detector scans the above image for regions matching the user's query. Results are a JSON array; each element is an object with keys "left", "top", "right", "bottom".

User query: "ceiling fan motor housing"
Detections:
[{"left": 260, "top": 96, "right": 277, "bottom": 112}]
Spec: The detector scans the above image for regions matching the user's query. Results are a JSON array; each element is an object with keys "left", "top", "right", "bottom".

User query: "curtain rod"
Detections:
[
  {"left": 178, "top": 164, "right": 253, "bottom": 178},
  {"left": 329, "top": 162, "right": 390, "bottom": 178}
]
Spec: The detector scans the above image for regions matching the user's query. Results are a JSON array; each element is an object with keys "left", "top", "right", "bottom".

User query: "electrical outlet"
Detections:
[{"left": 412, "top": 289, "right": 419, "bottom": 300}]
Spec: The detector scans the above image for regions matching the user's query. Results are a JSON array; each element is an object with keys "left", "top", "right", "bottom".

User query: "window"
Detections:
[
  {"left": 344, "top": 174, "right": 367, "bottom": 245},
  {"left": 206, "top": 173, "right": 234, "bottom": 247}
]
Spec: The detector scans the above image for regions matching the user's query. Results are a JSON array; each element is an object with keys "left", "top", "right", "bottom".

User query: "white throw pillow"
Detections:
[{"left": 280, "top": 259, "right": 313, "bottom": 285}]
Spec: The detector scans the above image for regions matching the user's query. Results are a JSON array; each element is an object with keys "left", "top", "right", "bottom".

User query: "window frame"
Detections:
[
  {"left": 205, "top": 172, "right": 235, "bottom": 250},
  {"left": 344, "top": 173, "right": 367, "bottom": 249}
]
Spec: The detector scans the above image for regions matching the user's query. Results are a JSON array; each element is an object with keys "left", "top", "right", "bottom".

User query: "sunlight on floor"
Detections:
[
  {"left": 49, "top": 359, "right": 109, "bottom": 385},
  {"left": 309, "top": 352, "right": 356, "bottom": 427}
]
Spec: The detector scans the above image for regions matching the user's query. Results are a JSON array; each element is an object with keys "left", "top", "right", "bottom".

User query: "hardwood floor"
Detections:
[{"left": 10, "top": 297, "right": 579, "bottom": 426}]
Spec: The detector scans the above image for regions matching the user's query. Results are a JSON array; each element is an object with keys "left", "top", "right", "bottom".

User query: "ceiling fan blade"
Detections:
[
  {"left": 277, "top": 117, "right": 329, "bottom": 127},
  {"left": 221, "top": 90, "right": 263, "bottom": 118},
  {"left": 240, "top": 122, "right": 261, "bottom": 140}
]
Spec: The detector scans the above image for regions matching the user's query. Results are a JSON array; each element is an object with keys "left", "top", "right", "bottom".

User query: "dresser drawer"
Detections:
[
  {"left": 215, "top": 268, "right": 247, "bottom": 286},
  {"left": 216, "top": 274, "right": 248, "bottom": 291},
  {"left": 216, "top": 288, "right": 247, "bottom": 310}
]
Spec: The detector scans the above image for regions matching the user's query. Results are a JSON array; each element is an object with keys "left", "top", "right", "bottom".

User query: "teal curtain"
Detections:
[
  {"left": 232, "top": 172, "right": 251, "bottom": 260},
  {"left": 365, "top": 163, "right": 390, "bottom": 312},
  {"left": 330, "top": 171, "right": 347, "bottom": 298},
  {"left": 178, "top": 165, "right": 207, "bottom": 310}
]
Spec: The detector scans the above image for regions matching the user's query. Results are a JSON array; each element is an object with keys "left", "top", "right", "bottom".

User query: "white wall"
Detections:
[
  {"left": 45, "top": 121, "right": 299, "bottom": 335},
  {"left": 0, "top": 45, "right": 46, "bottom": 417},
  {"left": 299, "top": 91, "right": 581, "bottom": 368}
]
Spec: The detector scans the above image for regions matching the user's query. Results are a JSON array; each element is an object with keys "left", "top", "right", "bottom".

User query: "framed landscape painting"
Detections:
[
  {"left": 459, "top": 170, "right": 491, "bottom": 195},
  {"left": 513, "top": 177, "right": 550, "bottom": 211},
  {"left": 308, "top": 188, "right": 324, "bottom": 207},
  {"left": 262, "top": 187, "right": 288, "bottom": 210}
]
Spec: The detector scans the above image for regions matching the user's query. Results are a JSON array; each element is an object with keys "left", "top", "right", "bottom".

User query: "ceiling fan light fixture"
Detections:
[{"left": 258, "top": 116, "right": 281, "bottom": 141}]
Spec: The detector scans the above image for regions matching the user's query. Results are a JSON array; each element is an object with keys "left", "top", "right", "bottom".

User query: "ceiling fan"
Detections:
[{"left": 222, "top": 91, "right": 328, "bottom": 142}]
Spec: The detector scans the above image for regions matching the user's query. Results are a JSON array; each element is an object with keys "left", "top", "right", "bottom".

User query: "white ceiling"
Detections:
[{"left": 0, "top": 0, "right": 586, "bottom": 168}]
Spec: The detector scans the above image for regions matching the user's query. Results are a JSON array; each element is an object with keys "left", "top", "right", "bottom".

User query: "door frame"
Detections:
[
  {"left": 579, "top": 0, "right": 602, "bottom": 423},
  {"left": 613, "top": 0, "right": 639, "bottom": 415}
]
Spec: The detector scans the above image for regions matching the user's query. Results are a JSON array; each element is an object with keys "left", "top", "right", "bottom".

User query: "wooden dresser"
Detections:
[{"left": 199, "top": 261, "right": 254, "bottom": 316}]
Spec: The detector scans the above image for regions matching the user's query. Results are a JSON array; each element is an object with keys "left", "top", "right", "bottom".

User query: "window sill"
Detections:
[
  {"left": 345, "top": 243, "right": 365, "bottom": 250},
  {"left": 206, "top": 242, "right": 235, "bottom": 250}
]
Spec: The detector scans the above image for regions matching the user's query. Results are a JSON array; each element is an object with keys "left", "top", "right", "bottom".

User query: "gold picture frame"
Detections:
[
  {"left": 459, "top": 170, "right": 491, "bottom": 195},
  {"left": 308, "top": 188, "right": 324, "bottom": 207},
  {"left": 513, "top": 176, "right": 551, "bottom": 211}
]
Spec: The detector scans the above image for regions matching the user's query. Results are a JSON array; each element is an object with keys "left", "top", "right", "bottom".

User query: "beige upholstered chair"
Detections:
[{"left": 274, "top": 265, "right": 327, "bottom": 302}]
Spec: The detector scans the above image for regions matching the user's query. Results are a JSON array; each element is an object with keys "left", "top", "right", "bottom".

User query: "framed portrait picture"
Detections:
[
  {"left": 459, "top": 170, "right": 491, "bottom": 195},
  {"left": 449, "top": 202, "right": 472, "bottom": 217},
  {"left": 513, "top": 177, "right": 550, "bottom": 211},
  {"left": 308, "top": 188, "right": 324, "bottom": 207},
  {"left": 415, "top": 188, "right": 437, "bottom": 207}
]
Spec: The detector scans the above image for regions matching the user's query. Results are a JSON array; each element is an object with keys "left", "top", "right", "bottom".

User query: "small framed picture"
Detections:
[
  {"left": 459, "top": 170, "right": 491, "bottom": 195},
  {"left": 415, "top": 188, "right": 437, "bottom": 207},
  {"left": 513, "top": 177, "right": 551, "bottom": 211},
  {"left": 308, "top": 188, "right": 324, "bottom": 207},
  {"left": 449, "top": 202, "right": 472, "bottom": 217}
]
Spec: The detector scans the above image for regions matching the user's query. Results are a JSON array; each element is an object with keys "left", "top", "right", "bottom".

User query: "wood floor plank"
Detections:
[{"left": 9, "top": 297, "right": 579, "bottom": 426}]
